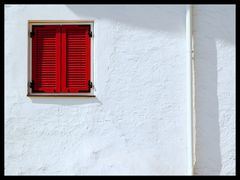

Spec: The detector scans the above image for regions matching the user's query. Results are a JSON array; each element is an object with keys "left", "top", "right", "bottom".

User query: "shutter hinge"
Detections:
[
  {"left": 88, "top": 31, "right": 93, "bottom": 38},
  {"left": 29, "top": 81, "right": 34, "bottom": 88},
  {"left": 88, "top": 80, "right": 93, "bottom": 89},
  {"left": 30, "top": 31, "right": 34, "bottom": 38}
]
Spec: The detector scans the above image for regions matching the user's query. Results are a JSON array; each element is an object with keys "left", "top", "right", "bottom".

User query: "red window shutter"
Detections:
[
  {"left": 32, "top": 25, "right": 61, "bottom": 93},
  {"left": 61, "top": 25, "right": 91, "bottom": 93}
]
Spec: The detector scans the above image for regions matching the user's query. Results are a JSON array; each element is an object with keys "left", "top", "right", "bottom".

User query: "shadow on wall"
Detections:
[
  {"left": 66, "top": 5, "right": 186, "bottom": 33},
  {"left": 193, "top": 5, "right": 235, "bottom": 175},
  {"left": 30, "top": 96, "right": 102, "bottom": 106}
]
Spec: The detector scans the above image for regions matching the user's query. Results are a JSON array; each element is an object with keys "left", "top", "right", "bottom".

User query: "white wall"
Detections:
[
  {"left": 5, "top": 5, "right": 188, "bottom": 175},
  {"left": 4, "top": 5, "right": 235, "bottom": 175},
  {"left": 193, "top": 5, "right": 235, "bottom": 175}
]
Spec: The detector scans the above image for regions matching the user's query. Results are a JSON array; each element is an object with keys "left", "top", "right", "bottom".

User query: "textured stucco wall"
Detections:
[
  {"left": 4, "top": 5, "right": 235, "bottom": 175},
  {"left": 193, "top": 5, "right": 235, "bottom": 175},
  {"left": 5, "top": 5, "right": 188, "bottom": 175}
]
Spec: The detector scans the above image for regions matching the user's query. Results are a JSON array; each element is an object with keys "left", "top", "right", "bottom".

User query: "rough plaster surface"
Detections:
[
  {"left": 4, "top": 5, "right": 235, "bottom": 175},
  {"left": 5, "top": 5, "right": 188, "bottom": 175},
  {"left": 193, "top": 5, "right": 235, "bottom": 175}
]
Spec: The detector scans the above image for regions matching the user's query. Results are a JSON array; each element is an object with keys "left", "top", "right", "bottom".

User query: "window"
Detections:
[{"left": 28, "top": 21, "right": 94, "bottom": 96}]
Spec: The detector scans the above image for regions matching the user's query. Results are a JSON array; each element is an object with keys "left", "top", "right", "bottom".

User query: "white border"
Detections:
[{"left": 27, "top": 21, "right": 95, "bottom": 97}]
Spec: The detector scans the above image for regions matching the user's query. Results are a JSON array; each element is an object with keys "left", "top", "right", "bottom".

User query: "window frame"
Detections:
[{"left": 27, "top": 20, "right": 95, "bottom": 97}]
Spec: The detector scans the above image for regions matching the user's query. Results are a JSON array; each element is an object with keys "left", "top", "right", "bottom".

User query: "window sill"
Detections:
[{"left": 27, "top": 94, "right": 96, "bottom": 97}]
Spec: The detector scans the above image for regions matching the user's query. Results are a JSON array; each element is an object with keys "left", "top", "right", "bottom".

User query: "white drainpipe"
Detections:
[{"left": 186, "top": 4, "right": 195, "bottom": 175}]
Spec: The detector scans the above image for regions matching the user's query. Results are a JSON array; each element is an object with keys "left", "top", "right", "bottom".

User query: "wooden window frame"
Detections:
[{"left": 27, "top": 20, "right": 95, "bottom": 97}]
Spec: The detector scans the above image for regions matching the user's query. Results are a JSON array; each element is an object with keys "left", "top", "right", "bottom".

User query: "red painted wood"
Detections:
[
  {"left": 61, "top": 27, "right": 67, "bottom": 92},
  {"left": 32, "top": 25, "right": 91, "bottom": 93},
  {"left": 61, "top": 25, "right": 91, "bottom": 93},
  {"left": 32, "top": 25, "right": 61, "bottom": 93},
  {"left": 56, "top": 26, "right": 61, "bottom": 92}
]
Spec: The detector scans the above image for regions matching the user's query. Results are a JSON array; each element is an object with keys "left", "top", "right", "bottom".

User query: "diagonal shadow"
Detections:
[{"left": 66, "top": 5, "right": 186, "bottom": 34}]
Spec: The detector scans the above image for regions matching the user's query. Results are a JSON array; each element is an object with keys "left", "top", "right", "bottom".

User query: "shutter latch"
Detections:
[
  {"left": 88, "top": 80, "right": 93, "bottom": 89},
  {"left": 88, "top": 31, "right": 93, "bottom": 38}
]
